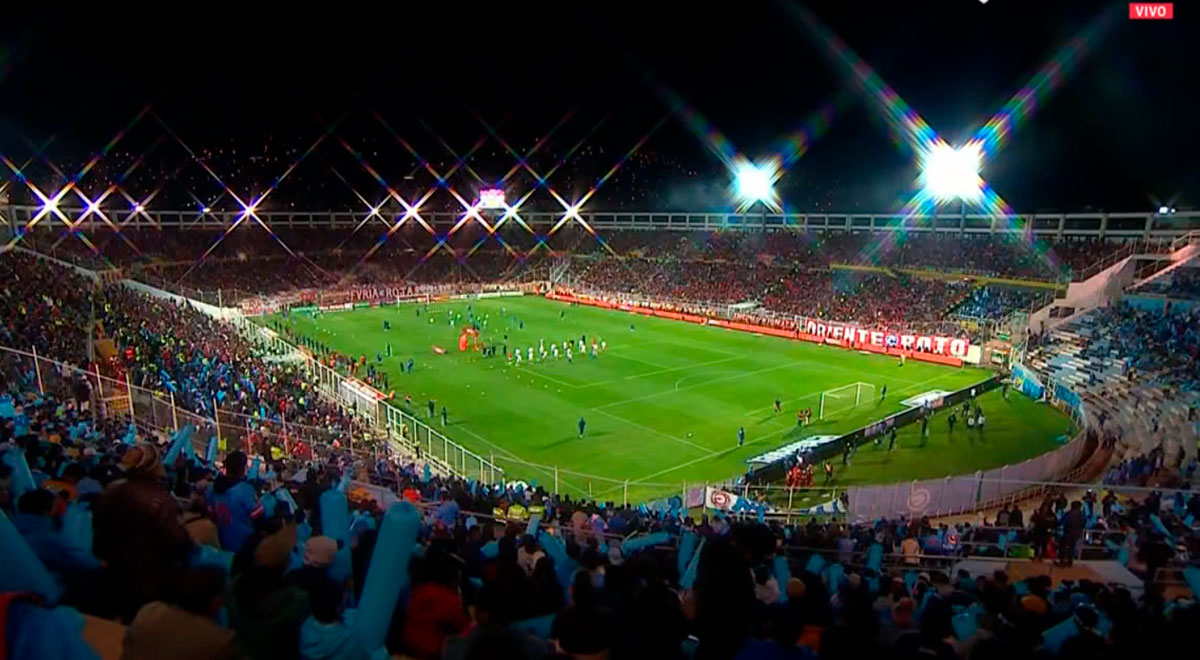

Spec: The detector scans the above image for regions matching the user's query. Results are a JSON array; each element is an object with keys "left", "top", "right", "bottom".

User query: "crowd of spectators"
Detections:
[
  {"left": 0, "top": 252, "right": 95, "bottom": 365},
  {"left": 3, "top": 376, "right": 1200, "bottom": 659},
  {"left": 2, "top": 251, "right": 1200, "bottom": 660},
  {"left": 1081, "top": 303, "right": 1200, "bottom": 396},
  {"left": 1135, "top": 267, "right": 1200, "bottom": 300},
  {"left": 952, "top": 286, "right": 1046, "bottom": 321},
  {"left": 22, "top": 225, "right": 1125, "bottom": 287},
  {"left": 99, "top": 285, "right": 364, "bottom": 448},
  {"left": 577, "top": 258, "right": 973, "bottom": 328}
]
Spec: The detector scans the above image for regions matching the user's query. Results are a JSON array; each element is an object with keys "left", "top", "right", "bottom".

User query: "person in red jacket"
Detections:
[{"left": 402, "top": 552, "right": 469, "bottom": 659}]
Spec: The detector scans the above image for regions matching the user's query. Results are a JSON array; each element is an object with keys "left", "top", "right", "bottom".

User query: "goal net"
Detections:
[{"left": 818, "top": 382, "right": 876, "bottom": 420}]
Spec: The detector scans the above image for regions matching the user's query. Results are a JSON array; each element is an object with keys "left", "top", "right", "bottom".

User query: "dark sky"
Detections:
[{"left": 1, "top": 0, "right": 1196, "bottom": 212}]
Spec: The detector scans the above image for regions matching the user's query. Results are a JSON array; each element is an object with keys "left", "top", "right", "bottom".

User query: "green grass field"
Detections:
[{"left": 263, "top": 296, "right": 1074, "bottom": 503}]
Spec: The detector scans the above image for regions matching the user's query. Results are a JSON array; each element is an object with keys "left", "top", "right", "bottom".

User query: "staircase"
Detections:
[{"left": 1129, "top": 232, "right": 1200, "bottom": 291}]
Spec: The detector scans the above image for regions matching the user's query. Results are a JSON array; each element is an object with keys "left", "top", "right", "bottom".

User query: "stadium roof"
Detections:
[{"left": 1, "top": 2, "right": 1196, "bottom": 213}]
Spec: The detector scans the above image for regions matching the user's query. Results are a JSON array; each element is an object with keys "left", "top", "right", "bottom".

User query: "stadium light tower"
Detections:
[
  {"left": 919, "top": 141, "right": 984, "bottom": 204},
  {"left": 732, "top": 157, "right": 781, "bottom": 214}
]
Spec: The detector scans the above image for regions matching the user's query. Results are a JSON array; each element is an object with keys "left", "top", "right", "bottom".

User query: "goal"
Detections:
[{"left": 818, "top": 382, "right": 876, "bottom": 420}]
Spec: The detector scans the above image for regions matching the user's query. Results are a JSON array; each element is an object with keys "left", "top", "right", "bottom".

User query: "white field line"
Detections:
[
  {"left": 595, "top": 359, "right": 817, "bottom": 411},
  {"left": 604, "top": 351, "right": 673, "bottom": 370},
  {"left": 589, "top": 407, "right": 713, "bottom": 453},
  {"left": 576, "top": 355, "right": 744, "bottom": 390},
  {"left": 449, "top": 423, "right": 589, "bottom": 494},
  {"left": 740, "top": 370, "right": 956, "bottom": 418},
  {"left": 605, "top": 370, "right": 970, "bottom": 493}
]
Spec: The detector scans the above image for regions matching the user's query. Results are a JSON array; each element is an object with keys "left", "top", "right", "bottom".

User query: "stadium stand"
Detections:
[
  {"left": 2, "top": 248, "right": 1199, "bottom": 659},
  {"left": 1024, "top": 302, "right": 1199, "bottom": 470}
]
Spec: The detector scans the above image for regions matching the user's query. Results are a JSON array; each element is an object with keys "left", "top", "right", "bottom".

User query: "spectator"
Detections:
[{"left": 121, "top": 567, "right": 244, "bottom": 660}]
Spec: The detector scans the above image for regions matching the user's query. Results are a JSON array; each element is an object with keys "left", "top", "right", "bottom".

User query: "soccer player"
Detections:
[
  {"left": 796, "top": 411, "right": 804, "bottom": 428},
  {"left": 629, "top": 323, "right": 635, "bottom": 332},
  {"left": 386, "top": 343, "right": 392, "bottom": 358},
  {"left": 823, "top": 461, "right": 834, "bottom": 485},
  {"left": 842, "top": 440, "right": 852, "bottom": 465},
  {"left": 578, "top": 417, "right": 586, "bottom": 438},
  {"left": 600, "top": 339, "right": 607, "bottom": 351},
  {"left": 737, "top": 427, "right": 745, "bottom": 447},
  {"left": 527, "top": 347, "right": 534, "bottom": 362},
  {"left": 551, "top": 344, "right": 559, "bottom": 359},
  {"left": 774, "top": 398, "right": 781, "bottom": 413},
  {"left": 566, "top": 347, "right": 573, "bottom": 363},
  {"left": 514, "top": 351, "right": 522, "bottom": 365},
  {"left": 441, "top": 406, "right": 448, "bottom": 427},
  {"left": 888, "top": 427, "right": 897, "bottom": 452},
  {"left": 428, "top": 399, "right": 436, "bottom": 418},
  {"left": 383, "top": 320, "right": 391, "bottom": 331},
  {"left": 804, "top": 408, "right": 813, "bottom": 425},
  {"left": 880, "top": 384, "right": 888, "bottom": 402},
  {"left": 406, "top": 358, "right": 414, "bottom": 373},
  {"left": 404, "top": 392, "right": 412, "bottom": 408},
  {"left": 948, "top": 412, "right": 957, "bottom": 434}
]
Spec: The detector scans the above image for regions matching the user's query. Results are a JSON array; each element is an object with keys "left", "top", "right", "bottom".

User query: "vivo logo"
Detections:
[{"left": 1129, "top": 3, "right": 1174, "bottom": 19}]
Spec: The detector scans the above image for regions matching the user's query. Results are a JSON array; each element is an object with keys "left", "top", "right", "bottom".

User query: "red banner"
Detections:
[{"left": 546, "top": 292, "right": 965, "bottom": 367}]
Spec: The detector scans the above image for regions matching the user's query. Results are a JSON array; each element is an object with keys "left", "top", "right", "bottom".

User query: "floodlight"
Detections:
[
  {"left": 135, "top": 204, "right": 145, "bottom": 213},
  {"left": 734, "top": 160, "right": 775, "bottom": 203},
  {"left": 920, "top": 142, "right": 983, "bottom": 203},
  {"left": 41, "top": 199, "right": 59, "bottom": 215},
  {"left": 202, "top": 207, "right": 212, "bottom": 214},
  {"left": 479, "top": 188, "right": 506, "bottom": 209}
]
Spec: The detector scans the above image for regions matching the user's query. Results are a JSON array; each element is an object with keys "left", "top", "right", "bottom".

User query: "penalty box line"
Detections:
[
  {"left": 593, "top": 358, "right": 819, "bottom": 411},
  {"left": 608, "top": 370, "right": 969, "bottom": 493},
  {"left": 449, "top": 422, "right": 590, "bottom": 495},
  {"left": 588, "top": 407, "right": 713, "bottom": 453}
]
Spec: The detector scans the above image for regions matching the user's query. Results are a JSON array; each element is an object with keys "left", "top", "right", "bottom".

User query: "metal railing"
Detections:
[
  {"left": 1070, "top": 237, "right": 1175, "bottom": 281},
  {"left": 229, "top": 313, "right": 505, "bottom": 483}
]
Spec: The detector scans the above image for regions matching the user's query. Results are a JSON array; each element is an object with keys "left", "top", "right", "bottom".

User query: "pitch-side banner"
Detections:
[
  {"left": 704, "top": 486, "right": 741, "bottom": 511},
  {"left": 800, "top": 319, "right": 970, "bottom": 358}
]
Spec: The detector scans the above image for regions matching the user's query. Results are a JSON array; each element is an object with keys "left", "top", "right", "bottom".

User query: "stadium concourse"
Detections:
[{"left": 1, "top": 233, "right": 1199, "bottom": 660}]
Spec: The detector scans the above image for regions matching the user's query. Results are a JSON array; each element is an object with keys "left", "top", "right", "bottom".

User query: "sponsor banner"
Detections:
[
  {"left": 705, "top": 486, "right": 740, "bottom": 511},
  {"left": 1011, "top": 363, "right": 1045, "bottom": 400},
  {"left": 704, "top": 487, "right": 773, "bottom": 515},
  {"left": 747, "top": 435, "right": 840, "bottom": 465},
  {"left": 847, "top": 433, "right": 1086, "bottom": 522},
  {"left": 796, "top": 498, "right": 843, "bottom": 515},
  {"left": 899, "top": 390, "right": 951, "bottom": 409},
  {"left": 353, "top": 302, "right": 371, "bottom": 309},
  {"left": 547, "top": 291, "right": 970, "bottom": 367},
  {"left": 800, "top": 319, "right": 969, "bottom": 358},
  {"left": 451, "top": 290, "right": 525, "bottom": 300}
]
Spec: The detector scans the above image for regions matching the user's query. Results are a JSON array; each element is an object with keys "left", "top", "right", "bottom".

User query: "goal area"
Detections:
[{"left": 818, "top": 382, "right": 875, "bottom": 420}]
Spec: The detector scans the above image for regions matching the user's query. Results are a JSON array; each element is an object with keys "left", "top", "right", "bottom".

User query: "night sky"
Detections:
[{"left": 1, "top": 1, "right": 1196, "bottom": 213}]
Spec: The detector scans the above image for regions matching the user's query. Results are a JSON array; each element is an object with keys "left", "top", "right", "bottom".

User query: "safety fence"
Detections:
[
  {"left": 0, "top": 344, "right": 388, "bottom": 465},
  {"left": 229, "top": 313, "right": 505, "bottom": 483},
  {"left": 845, "top": 376, "right": 1098, "bottom": 523}
]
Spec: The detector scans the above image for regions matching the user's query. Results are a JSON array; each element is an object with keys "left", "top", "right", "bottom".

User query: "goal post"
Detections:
[{"left": 818, "top": 382, "right": 876, "bottom": 420}]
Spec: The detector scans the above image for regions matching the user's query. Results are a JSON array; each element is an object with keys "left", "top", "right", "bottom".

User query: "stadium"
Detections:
[{"left": 1, "top": 2, "right": 1198, "bottom": 659}]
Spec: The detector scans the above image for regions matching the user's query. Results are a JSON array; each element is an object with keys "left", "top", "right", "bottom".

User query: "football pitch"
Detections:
[{"left": 263, "top": 295, "right": 1074, "bottom": 504}]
